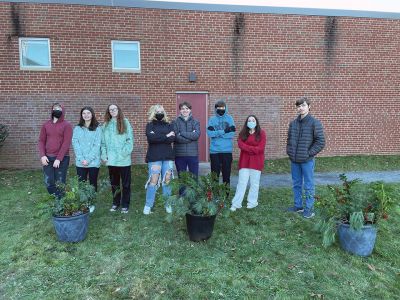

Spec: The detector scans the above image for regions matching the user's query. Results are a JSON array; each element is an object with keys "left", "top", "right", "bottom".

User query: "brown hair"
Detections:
[
  {"left": 104, "top": 104, "right": 126, "bottom": 134},
  {"left": 179, "top": 101, "right": 192, "bottom": 110},
  {"left": 78, "top": 106, "right": 99, "bottom": 131},
  {"left": 295, "top": 97, "right": 310, "bottom": 107},
  {"left": 238, "top": 115, "right": 261, "bottom": 142},
  {"left": 52, "top": 102, "right": 62, "bottom": 110}
]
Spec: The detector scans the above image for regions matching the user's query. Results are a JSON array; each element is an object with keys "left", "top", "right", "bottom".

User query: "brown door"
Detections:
[{"left": 176, "top": 93, "right": 208, "bottom": 162}]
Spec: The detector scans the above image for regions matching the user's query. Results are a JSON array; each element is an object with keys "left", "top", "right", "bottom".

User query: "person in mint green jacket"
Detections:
[
  {"left": 101, "top": 104, "right": 134, "bottom": 214},
  {"left": 72, "top": 106, "right": 102, "bottom": 192}
]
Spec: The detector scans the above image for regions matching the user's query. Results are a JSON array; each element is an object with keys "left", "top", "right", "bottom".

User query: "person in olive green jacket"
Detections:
[{"left": 101, "top": 104, "right": 134, "bottom": 214}]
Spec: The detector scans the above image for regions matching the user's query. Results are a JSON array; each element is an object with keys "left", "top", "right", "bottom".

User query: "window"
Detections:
[
  {"left": 112, "top": 41, "right": 141, "bottom": 73},
  {"left": 19, "top": 38, "right": 51, "bottom": 70}
]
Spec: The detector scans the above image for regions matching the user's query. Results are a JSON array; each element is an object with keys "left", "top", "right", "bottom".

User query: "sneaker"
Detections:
[
  {"left": 303, "top": 210, "right": 315, "bottom": 219},
  {"left": 287, "top": 206, "right": 304, "bottom": 213},
  {"left": 247, "top": 204, "right": 258, "bottom": 209},
  {"left": 89, "top": 205, "right": 95, "bottom": 213},
  {"left": 143, "top": 206, "right": 151, "bottom": 215},
  {"left": 110, "top": 205, "right": 118, "bottom": 212},
  {"left": 230, "top": 206, "right": 237, "bottom": 212},
  {"left": 165, "top": 205, "right": 172, "bottom": 214},
  {"left": 121, "top": 208, "right": 129, "bottom": 214}
]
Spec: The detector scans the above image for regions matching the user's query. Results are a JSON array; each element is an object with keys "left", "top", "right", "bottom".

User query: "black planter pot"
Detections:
[
  {"left": 186, "top": 213, "right": 216, "bottom": 242},
  {"left": 53, "top": 212, "right": 89, "bottom": 242}
]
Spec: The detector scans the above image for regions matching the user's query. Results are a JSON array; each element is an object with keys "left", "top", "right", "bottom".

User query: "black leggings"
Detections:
[
  {"left": 108, "top": 166, "right": 131, "bottom": 209},
  {"left": 76, "top": 167, "right": 100, "bottom": 191}
]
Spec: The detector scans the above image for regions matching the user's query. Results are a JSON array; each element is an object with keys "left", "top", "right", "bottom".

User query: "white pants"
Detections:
[{"left": 231, "top": 168, "right": 261, "bottom": 209}]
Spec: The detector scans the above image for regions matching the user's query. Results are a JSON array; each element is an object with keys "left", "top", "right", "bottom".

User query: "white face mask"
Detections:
[{"left": 247, "top": 121, "right": 256, "bottom": 129}]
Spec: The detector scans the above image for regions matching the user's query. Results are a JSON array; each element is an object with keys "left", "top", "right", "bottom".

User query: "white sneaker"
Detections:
[
  {"left": 143, "top": 206, "right": 151, "bottom": 215},
  {"left": 165, "top": 205, "right": 172, "bottom": 214},
  {"left": 247, "top": 204, "right": 258, "bottom": 209},
  {"left": 110, "top": 205, "right": 118, "bottom": 212},
  {"left": 230, "top": 206, "right": 237, "bottom": 212},
  {"left": 89, "top": 205, "right": 95, "bottom": 213}
]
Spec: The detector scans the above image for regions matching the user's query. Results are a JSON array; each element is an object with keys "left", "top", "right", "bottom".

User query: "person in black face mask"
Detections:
[
  {"left": 216, "top": 107, "right": 225, "bottom": 116},
  {"left": 143, "top": 105, "right": 176, "bottom": 215},
  {"left": 206, "top": 100, "right": 236, "bottom": 187},
  {"left": 155, "top": 112, "right": 164, "bottom": 121},
  {"left": 38, "top": 103, "right": 72, "bottom": 199},
  {"left": 52, "top": 109, "right": 63, "bottom": 119}
]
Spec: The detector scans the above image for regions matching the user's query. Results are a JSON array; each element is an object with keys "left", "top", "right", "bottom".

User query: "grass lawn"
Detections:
[{"left": 1, "top": 157, "right": 400, "bottom": 299}]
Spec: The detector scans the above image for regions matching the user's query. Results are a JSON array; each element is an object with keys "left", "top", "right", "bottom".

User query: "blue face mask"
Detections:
[{"left": 247, "top": 121, "right": 256, "bottom": 129}]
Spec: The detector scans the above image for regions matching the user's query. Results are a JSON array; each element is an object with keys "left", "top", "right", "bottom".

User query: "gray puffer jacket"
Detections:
[
  {"left": 286, "top": 114, "right": 325, "bottom": 163},
  {"left": 173, "top": 114, "right": 201, "bottom": 157}
]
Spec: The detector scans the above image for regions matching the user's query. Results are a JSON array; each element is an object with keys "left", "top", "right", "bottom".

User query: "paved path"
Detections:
[
  {"left": 229, "top": 170, "right": 400, "bottom": 188},
  {"left": 196, "top": 163, "right": 400, "bottom": 188}
]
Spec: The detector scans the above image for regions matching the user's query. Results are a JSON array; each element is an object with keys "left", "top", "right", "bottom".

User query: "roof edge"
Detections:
[{"left": 2, "top": 0, "right": 400, "bottom": 20}]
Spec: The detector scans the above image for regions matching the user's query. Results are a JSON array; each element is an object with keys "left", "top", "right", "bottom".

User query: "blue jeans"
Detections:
[
  {"left": 43, "top": 156, "right": 70, "bottom": 199},
  {"left": 145, "top": 160, "right": 174, "bottom": 208},
  {"left": 175, "top": 156, "right": 199, "bottom": 177},
  {"left": 175, "top": 156, "right": 199, "bottom": 195},
  {"left": 291, "top": 159, "right": 315, "bottom": 211}
]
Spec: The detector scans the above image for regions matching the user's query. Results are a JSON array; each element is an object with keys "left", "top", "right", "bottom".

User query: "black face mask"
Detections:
[
  {"left": 52, "top": 110, "right": 62, "bottom": 119},
  {"left": 155, "top": 113, "right": 164, "bottom": 121},
  {"left": 216, "top": 109, "right": 225, "bottom": 116}
]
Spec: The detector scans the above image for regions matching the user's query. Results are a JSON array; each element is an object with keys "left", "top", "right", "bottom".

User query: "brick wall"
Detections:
[{"left": 0, "top": 3, "right": 399, "bottom": 169}]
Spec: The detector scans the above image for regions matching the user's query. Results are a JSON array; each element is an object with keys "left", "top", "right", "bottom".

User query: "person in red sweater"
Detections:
[
  {"left": 230, "top": 115, "right": 266, "bottom": 211},
  {"left": 38, "top": 103, "right": 72, "bottom": 199}
]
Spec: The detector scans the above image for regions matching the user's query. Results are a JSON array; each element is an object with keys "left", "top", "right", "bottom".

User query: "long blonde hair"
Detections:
[{"left": 148, "top": 104, "right": 169, "bottom": 123}]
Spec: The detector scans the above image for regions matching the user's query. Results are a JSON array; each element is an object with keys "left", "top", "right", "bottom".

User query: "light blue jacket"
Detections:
[
  {"left": 206, "top": 105, "right": 235, "bottom": 154},
  {"left": 101, "top": 118, "right": 134, "bottom": 167},
  {"left": 72, "top": 125, "right": 102, "bottom": 168}
]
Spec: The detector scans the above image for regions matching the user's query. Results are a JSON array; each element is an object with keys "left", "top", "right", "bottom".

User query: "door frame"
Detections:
[{"left": 175, "top": 91, "right": 209, "bottom": 162}]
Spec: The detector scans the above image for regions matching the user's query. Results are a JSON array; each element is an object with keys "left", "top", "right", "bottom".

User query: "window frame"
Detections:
[
  {"left": 19, "top": 37, "right": 52, "bottom": 71},
  {"left": 111, "top": 40, "right": 141, "bottom": 73}
]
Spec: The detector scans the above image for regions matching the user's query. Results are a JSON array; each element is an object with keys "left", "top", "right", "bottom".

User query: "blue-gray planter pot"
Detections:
[
  {"left": 53, "top": 212, "right": 89, "bottom": 242},
  {"left": 338, "top": 223, "right": 377, "bottom": 257},
  {"left": 186, "top": 214, "right": 216, "bottom": 242}
]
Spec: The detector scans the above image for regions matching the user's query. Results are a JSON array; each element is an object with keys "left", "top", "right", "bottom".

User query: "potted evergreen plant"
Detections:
[
  {"left": 163, "top": 172, "right": 230, "bottom": 241},
  {"left": 315, "top": 174, "right": 397, "bottom": 256},
  {"left": 43, "top": 176, "right": 96, "bottom": 242}
]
